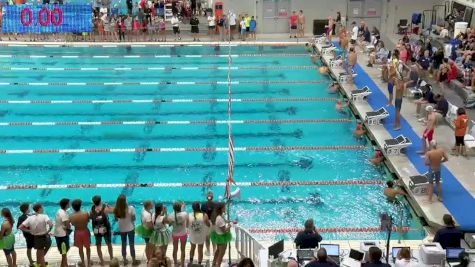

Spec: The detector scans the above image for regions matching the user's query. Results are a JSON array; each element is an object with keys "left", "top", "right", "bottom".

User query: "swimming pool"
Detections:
[{"left": 0, "top": 44, "right": 425, "bottom": 243}]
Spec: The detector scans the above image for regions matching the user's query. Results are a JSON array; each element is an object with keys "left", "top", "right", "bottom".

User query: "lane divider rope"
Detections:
[
  {"left": 0, "top": 43, "right": 300, "bottom": 48},
  {"left": 0, "top": 119, "right": 353, "bottom": 127},
  {"left": 0, "top": 145, "right": 367, "bottom": 154},
  {"left": 0, "top": 97, "right": 338, "bottom": 105},
  {"left": 0, "top": 66, "right": 318, "bottom": 71},
  {"left": 0, "top": 53, "right": 308, "bottom": 59},
  {"left": 247, "top": 227, "right": 414, "bottom": 234},
  {"left": 0, "top": 180, "right": 385, "bottom": 190},
  {"left": 0, "top": 80, "right": 326, "bottom": 86}
]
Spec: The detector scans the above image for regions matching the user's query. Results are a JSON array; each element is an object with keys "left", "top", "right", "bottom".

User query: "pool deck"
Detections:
[{"left": 315, "top": 41, "right": 475, "bottom": 232}]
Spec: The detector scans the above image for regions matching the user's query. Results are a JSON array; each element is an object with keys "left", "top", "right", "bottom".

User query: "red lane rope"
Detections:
[
  {"left": 248, "top": 227, "right": 414, "bottom": 234},
  {"left": 0, "top": 180, "right": 384, "bottom": 190}
]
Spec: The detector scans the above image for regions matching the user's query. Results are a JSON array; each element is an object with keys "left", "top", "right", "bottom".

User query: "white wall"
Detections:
[
  {"left": 211, "top": 0, "right": 347, "bottom": 34},
  {"left": 381, "top": 0, "right": 446, "bottom": 34}
]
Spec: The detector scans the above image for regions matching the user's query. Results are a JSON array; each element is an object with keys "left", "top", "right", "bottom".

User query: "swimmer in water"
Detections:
[
  {"left": 327, "top": 82, "right": 339, "bottom": 93},
  {"left": 335, "top": 99, "right": 348, "bottom": 113},
  {"left": 319, "top": 66, "right": 329, "bottom": 75},
  {"left": 370, "top": 149, "right": 385, "bottom": 166},
  {"left": 384, "top": 180, "right": 406, "bottom": 202},
  {"left": 353, "top": 123, "right": 366, "bottom": 138}
]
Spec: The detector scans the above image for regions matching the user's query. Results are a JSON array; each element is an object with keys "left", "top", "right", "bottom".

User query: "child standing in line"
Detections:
[
  {"left": 159, "top": 17, "right": 167, "bottom": 42},
  {"left": 250, "top": 16, "right": 257, "bottom": 40},
  {"left": 239, "top": 17, "right": 246, "bottom": 41}
]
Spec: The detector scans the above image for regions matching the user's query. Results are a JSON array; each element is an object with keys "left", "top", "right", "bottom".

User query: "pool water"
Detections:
[{"left": 0, "top": 45, "right": 425, "bottom": 243}]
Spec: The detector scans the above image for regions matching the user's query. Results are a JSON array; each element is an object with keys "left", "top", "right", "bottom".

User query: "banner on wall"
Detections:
[{"left": 2, "top": 4, "right": 93, "bottom": 33}]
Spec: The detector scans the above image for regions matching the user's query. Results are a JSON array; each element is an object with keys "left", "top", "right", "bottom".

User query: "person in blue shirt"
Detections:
[
  {"left": 433, "top": 214, "right": 463, "bottom": 249},
  {"left": 249, "top": 16, "right": 257, "bottom": 40},
  {"left": 294, "top": 219, "right": 323, "bottom": 249},
  {"left": 418, "top": 50, "right": 431, "bottom": 78}
]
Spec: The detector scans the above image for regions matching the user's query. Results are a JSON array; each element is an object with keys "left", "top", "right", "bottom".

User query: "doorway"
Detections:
[{"left": 262, "top": 0, "right": 291, "bottom": 33}]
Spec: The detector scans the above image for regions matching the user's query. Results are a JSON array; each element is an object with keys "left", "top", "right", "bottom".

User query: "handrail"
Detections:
[{"left": 234, "top": 225, "right": 269, "bottom": 266}]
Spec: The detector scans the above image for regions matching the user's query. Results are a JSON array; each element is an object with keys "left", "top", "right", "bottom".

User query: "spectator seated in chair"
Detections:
[{"left": 367, "top": 41, "right": 388, "bottom": 67}]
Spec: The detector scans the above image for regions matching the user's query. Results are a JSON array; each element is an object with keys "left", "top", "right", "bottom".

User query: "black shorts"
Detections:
[
  {"left": 3, "top": 248, "right": 15, "bottom": 256},
  {"left": 34, "top": 235, "right": 52, "bottom": 251},
  {"left": 246, "top": 27, "right": 250, "bottom": 32},
  {"left": 455, "top": 136, "right": 465, "bottom": 146},
  {"left": 350, "top": 39, "right": 356, "bottom": 44},
  {"left": 230, "top": 25, "right": 236, "bottom": 30},
  {"left": 94, "top": 232, "right": 112, "bottom": 246},
  {"left": 291, "top": 25, "right": 297, "bottom": 30},
  {"left": 24, "top": 233, "right": 34, "bottom": 249},
  {"left": 173, "top": 26, "right": 180, "bottom": 34},
  {"left": 209, "top": 25, "right": 215, "bottom": 29},
  {"left": 55, "top": 236, "right": 70, "bottom": 255},
  {"left": 191, "top": 26, "right": 199, "bottom": 33}
]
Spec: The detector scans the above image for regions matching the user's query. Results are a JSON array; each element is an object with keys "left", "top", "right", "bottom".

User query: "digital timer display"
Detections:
[{"left": 2, "top": 4, "right": 92, "bottom": 33}]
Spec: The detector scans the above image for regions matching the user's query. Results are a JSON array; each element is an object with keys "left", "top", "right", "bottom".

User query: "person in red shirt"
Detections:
[
  {"left": 447, "top": 61, "right": 459, "bottom": 83},
  {"left": 289, "top": 11, "right": 298, "bottom": 38}
]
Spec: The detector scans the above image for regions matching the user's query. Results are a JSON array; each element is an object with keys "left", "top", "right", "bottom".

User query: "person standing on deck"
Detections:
[
  {"left": 298, "top": 10, "right": 306, "bottom": 37},
  {"left": 425, "top": 140, "right": 448, "bottom": 203},
  {"left": 393, "top": 54, "right": 404, "bottom": 130}
]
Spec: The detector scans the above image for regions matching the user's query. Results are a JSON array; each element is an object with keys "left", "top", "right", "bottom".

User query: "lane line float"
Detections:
[
  {"left": 0, "top": 53, "right": 308, "bottom": 59},
  {"left": 0, "top": 119, "right": 353, "bottom": 127},
  {"left": 0, "top": 80, "right": 326, "bottom": 86},
  {"left": 247, "top": 227, "right": 414, "bottom": 234},
  {"left": 0, "top": 97, "right": 338, "bottom": 105},
  {"left": 0, "top": 180, "right": 385, "bottom": 190},
  {"left": 0, "top": 145, "right": 367, "bottom": 154},
  {"left": 0, "top": 65, "right": 318, "bottom": 71}
]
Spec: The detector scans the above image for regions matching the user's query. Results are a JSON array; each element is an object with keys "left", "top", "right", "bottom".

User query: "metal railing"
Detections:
[{"left": 234, "top": 225, "right": 268, "bottom": 266}]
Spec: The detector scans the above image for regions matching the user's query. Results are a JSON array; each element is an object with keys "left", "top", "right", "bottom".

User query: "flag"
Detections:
[{"left": 225, "top": 134, "right": 235, "bottom": 200}]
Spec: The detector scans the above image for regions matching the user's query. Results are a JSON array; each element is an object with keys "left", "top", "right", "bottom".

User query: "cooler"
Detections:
[
  {"left": 465, "top": 233, "right": 475, "bottom": 249},
  {"left": 419, "top": 243, "right": 445, "bottom": 265}
]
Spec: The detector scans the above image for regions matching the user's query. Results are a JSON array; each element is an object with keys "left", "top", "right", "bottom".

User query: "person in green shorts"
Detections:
[
  {"left": 137, "top": 201, "right": 154, "bottom": 263},
  {"left": 1, "top": 208, "right": 17, "bottom": 267},
  {"left": 211, "top": 203, "right": 232, "bottom": 267},
  {"left": 149, "top": 203, "right": 171, "bottom": 263}
]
